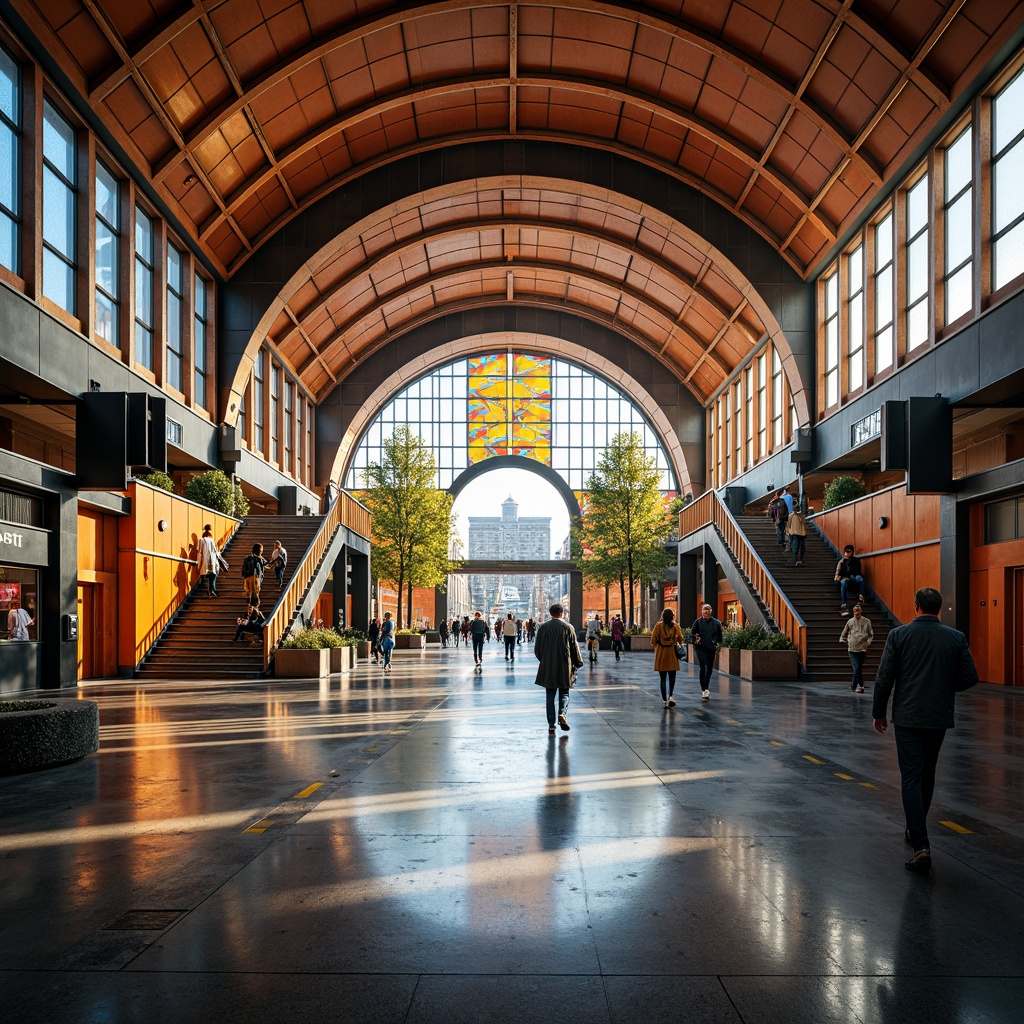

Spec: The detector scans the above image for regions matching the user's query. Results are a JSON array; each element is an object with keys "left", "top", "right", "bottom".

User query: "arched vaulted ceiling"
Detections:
[
  {"left": 245, "top": 177, "right": 790, "bottom": 409},
  {"left": 16, "top": 0, "right": 1022, "bottom": 281},
  {"left": 14, "top": 0, "right": 1024, "bottom": 431}
]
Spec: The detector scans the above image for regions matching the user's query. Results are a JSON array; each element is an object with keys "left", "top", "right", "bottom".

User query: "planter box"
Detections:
[
  {"left": 329, "top": 646, "right": 355, "bottom": 673},
  {"left": 275, "top": 647, "right": 329, "bottom": 678},
  {"left": 739, "top": 648, "right": 799, "bottom": 681},
  {"left": 425, "top": 631, "right": 441, "bottom": 645},
  {"left": 717, "top": 648, "right": 741, "bottom": 675},
  {"left": 395, "top": 633, "right": 426, "bottom": 649},
  {"left": 356, "top": 641, "right": 372, "bottom": 661}
]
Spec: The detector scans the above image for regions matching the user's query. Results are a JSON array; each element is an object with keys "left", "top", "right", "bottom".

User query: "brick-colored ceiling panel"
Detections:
[{"left": 16, "top": 0, "right": 1019, "bottom": 292}]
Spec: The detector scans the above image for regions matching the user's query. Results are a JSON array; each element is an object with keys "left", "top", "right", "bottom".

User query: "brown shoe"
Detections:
[
  {"left": 558, "top": 715, "right": 570, "bottom": 731},
  {"left": 905, "top": 849, "right": 932, "bottom": 873}
]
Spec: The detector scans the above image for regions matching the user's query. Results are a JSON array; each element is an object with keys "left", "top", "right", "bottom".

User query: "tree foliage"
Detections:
[
  {"left": 576, "top": 432, "right": 674, "bottom": 627},
  {"left": 822, "top": 475, "right": 867, "bottom": 510},
  {"left": 363, "top": 426, "right": 459, "bottom": 628},
  {"left": 184, "top": 470, "right": 249, "bottom": 517},
  {"left": 137, "top": 470, "right": 175, "bottom": 493}
]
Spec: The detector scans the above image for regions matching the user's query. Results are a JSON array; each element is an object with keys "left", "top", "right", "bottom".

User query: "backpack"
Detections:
[{"left": 242, "top": 554, "right": 263, "bottom": 579}]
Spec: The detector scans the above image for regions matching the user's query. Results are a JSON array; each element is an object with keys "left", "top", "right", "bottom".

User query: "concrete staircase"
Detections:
[
  {"left": 136, "top": 515, "right": 323, "bottom": 680},
  {"left": 735, "top": 515, "right": 894, "bottom": 684}
]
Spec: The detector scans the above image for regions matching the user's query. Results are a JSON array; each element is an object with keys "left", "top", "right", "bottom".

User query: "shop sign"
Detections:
[
  {"left": 0, "top": 521, "right": 49, "bottom": 566},
  {"left": 663, "top": 583, "right": 678, "bottom": 601}
]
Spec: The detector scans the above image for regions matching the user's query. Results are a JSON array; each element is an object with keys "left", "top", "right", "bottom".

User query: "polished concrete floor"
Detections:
[{"left": 2, "top": 643, "right": 1023, "bottom": 1023}]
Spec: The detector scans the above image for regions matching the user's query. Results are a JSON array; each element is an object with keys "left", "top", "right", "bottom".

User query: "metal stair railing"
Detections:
[
  {"left": 680, "top": 491, "right": 807, "bottom": 666},
  {"left": 262, "top": 490, "right": 371, "bottom": 666}
]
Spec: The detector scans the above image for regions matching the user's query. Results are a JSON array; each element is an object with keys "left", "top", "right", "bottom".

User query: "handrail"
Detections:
[
  {"left": 262, "top": 489, "right": 371, "bottom": 666},
  {"left": 680, "top": 490, "right": 807, "bottom": 666}
]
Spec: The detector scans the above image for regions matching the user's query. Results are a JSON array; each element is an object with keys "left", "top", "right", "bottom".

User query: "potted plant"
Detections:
[
  {"left": 275, "top": 629, "right": 330, "bottom": 678},
  {"left": 736, "top": 625, "right": 798, "bottom": 680},
  {"left": 338, "top": 627, "right": 370, "bottom": 661},
  {"left": 395, "top": 628, "right": 426, "bottom": 649}
]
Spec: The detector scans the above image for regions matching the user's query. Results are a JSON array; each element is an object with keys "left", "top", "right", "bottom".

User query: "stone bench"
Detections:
[{"left": 0, "top": 699, "right": 100, "bottom": 774}]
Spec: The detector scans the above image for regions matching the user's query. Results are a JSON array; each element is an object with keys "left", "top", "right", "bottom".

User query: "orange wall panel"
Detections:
[{"left": 118, "top": 482, "right": 240, "bottom": 669}]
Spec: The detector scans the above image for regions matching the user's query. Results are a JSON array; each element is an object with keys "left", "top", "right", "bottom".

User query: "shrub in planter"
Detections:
[
  {"left": 137, "top": 470, "right": 175, "bottom": 493},
  {"left": 394, "top": 628, "right": 426, "bottom": 649},
  {"left": 184, "top": 469, "right": 249, "bottom": 517},
  {"left": 822, "top": 475, "right": 867, "bottom": 510}
]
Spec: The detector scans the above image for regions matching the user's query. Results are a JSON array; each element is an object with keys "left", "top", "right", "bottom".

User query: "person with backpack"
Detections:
[
  {"left": 241, "top": 543, "right": 267, "bottom": 604},
  {"left": 379, "top": 610, "right": 395, "bottom": 673},
  {"left": 266, "top": 540, "right": 288, "bottom": 589},
  {"left": 769, "top": 491, "right": 789, "bottom": 547}
]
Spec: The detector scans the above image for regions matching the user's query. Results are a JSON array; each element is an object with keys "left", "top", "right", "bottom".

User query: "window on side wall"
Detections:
[
  {"left": 166, "top": 245, "right": 183, "bottom": 392},
  {"left": 873, "top": 211, "right": 894, "bottom": 374},
  {"left": 42, "top": 101, "right": 76, "bottom": 313},
  {"left": 847, "top": 246, "right": 865, "bottom": 393},
  {"left": 134, "top": 207, "right": 154, "bottom": 370},
  {"left": 194, "top": 274, "right": 208, "bottom": 410},
  {"left": 94, "top": 162, "right": 119, "bottom": 344},
  {"left": 944, "top": 124, "right": 973, "bottom": 325},
  {"left": 823, "top": 271, "right": 839, "bottom": 408},
  {"left": 905, "top": 173, "right": 930, "bottom": 351},
  {"left": 992, "top": 68, "right": 1024, "bottom": 293},
  {"left": 0, "top": 47, "right": 21, "bottom": 275}
]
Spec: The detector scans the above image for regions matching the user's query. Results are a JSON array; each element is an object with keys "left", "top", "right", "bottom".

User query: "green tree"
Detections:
[
  {"left": 184, "top": 470, "right": 250, "bottom": 517},
  {"left": 579, "top": 432, "right": 674, "bottom": 627},
  {"left": 137, "top": 470, "right": 175, "bottom": 493},
  {"left": 363, "top": 426, "right": 459, "bottom": 628}
]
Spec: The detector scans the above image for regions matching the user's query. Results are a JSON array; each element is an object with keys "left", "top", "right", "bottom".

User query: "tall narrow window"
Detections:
[
  {"left": 732, "top": 380, "right": 742, "bottom": 473},
  {"left": 295, "top": 393, "right": 303, "bottom": 482},
  {"left": 874, "top": 212, "right": 895, "bottom": 373},
  {"left": 847, "top": 245, "right": 865, "bottom": 393},
  {"left": 194, "top": 274, "right": 207, "bottom": 409},
  {"left": 756, "top": 353, "right": 767, "bottom": 457},
  {"left": 42, "top": 101, "right": 76, "bottom": 313},
  {"left": 993, "top": 69, "right": 1024, "bottom": 291},
  {"left": 722, "top": 392, "right": 730, "bottom": 479},
  {"left": 166, "top": 245, "right": 183, "bottom": 391},
  {"left": 745, "top": 366, "right": 753, "bottom": 466},
  {"left": 284, "top": 379, "right": 295, "bottom": 473},
  {"left": 238, "top": 390, "right": 247, "bottom": 443},
  {"left": 305, "top": 398, "right": 313, "bottom": 484},
  {"left": 134, "top": 207, "right": 154, "bottom": 369},
  {"left": 823, "top": 271, "right": 839, "bottom": 407},
  {"left": 771, "top": 348, "right": 784, "bottom": 446},
  {"left": 253, "top": 353, "right": 264, "bottom": 454},
  {"left": 0, "top": 48, "right": 20, "bottom": 274},
  {"left": 905, "top": 174, "right": 930, "bottom": 350},
  {"left": 94, "top": 162, "right": 119, "bottom": 344},
  {"left": 270, "top": 363, "right": 280, "bottom": 464},
  {"left": 944, "top": 125, "right": 973, "bottom": 324}
]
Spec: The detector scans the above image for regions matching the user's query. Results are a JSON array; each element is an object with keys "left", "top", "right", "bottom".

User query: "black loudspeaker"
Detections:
[
  {"left": 77, "top": 392, "right": 129, "bottom": 490},
  {"left": 880, "top": 400, "right": 907, "bottom": 471},
  {"left": 791, "top": 426, "right": 813, "bottom": 464},
  {"left": 907, "top": 397, "right": 953, "bottom": 493},
  {"left": 127, "top": 393, "right": 168, "bottom": 473},
  {"left": 279, "top": 485, "right": 298, "bottom": 516}
]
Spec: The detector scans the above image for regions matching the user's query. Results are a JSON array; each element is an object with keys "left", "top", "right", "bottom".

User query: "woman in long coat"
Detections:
[
  {"left": 196, "top": 524, "right": 227, "bottom": 598},
  {"left": 534, "top": 604, "right": 583, "bottom": 734},
  {"left": 651, "top": 608, "right": 685, "bottom": 708}
]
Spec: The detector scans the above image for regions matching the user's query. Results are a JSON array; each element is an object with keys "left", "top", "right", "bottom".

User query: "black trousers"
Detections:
[
  {"left": 472, "top": 636, "right": 484, "bottom": 661},
  {"left": 696, "top": 647, "right": 714, "bottom": 690},
  {"left": 504, "top": 636, "right": 516, "bottom": 659},
  {"left": 894, "top": 725, "right": 947, "bottom": 852}
]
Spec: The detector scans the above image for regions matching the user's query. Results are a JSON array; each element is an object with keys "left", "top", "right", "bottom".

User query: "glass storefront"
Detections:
[{"left": 0, "top": 566, "right": 39, "bottom": 641}]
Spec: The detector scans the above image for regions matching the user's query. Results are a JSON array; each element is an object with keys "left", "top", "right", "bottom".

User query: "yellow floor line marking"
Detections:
[
  {"left": 834, "top": 772, "right": 854, "bottom": 780},
  {"left": 803, "top": 755, "right": 824, "bottom": 764},
  {"left": 940, "top": 820, "right": 974, "bottom": 834},
  {"left": 859, "top": 782, "right": 877, "bottom": 789},
  {"left": 726, "top": 718, "right": 743, "bottom": 726},
  {"left": 769, "top": 740, "right": 785, "bottom": 747},
  {"left": 745, "top": 729, "right": 758, "bottom": 735},
  {"left": 243, "top": 826, "right": 268, "bottom": 834},
  {"left": 294, "top": 782, "right": 323, "bottom": 799}
]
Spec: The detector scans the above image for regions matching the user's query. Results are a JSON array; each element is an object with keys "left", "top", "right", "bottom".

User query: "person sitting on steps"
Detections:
[
  {"left": 835, "top": 544, "right": 866, "bottom": 615},
  {"left": 233, "top": 597, "right": 265, "bottom": 643}
]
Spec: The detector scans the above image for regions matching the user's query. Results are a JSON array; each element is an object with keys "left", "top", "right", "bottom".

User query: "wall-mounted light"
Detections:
[
  {"left": 158, "top": 519, "right": 169, "bottom": 532},
  {"left": 878, "top": 516, "right": 888, "bottom": 529}
]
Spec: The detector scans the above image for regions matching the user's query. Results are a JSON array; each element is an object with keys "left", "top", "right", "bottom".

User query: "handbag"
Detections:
[{"left": 674, "top": 643, "right": 685, "bottom": 659}]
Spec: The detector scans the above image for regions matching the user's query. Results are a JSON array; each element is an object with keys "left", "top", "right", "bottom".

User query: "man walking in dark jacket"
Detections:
[
  {"left": 690, "top": 603, "right": 723, "bottom": 701},
  {"left": 872, "top": 587, "right": 979, "bottom": 873}
]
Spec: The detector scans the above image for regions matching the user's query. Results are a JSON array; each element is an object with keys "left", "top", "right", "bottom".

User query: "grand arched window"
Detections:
[{"left": 345, "top": 351, "right": 677, "bottom": 492}]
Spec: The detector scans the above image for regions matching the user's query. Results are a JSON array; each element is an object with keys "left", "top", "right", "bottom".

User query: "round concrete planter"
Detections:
[{"left": 0, "top": 699, "right": 99, "bottom": 774}]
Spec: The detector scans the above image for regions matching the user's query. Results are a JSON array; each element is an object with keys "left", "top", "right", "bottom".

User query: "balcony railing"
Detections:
[
  {"left": 262, "top": 489, "right": 371, "bottom": 666},
  {"left": 680, "top": 490, "right": 807, "bottom": 666}
]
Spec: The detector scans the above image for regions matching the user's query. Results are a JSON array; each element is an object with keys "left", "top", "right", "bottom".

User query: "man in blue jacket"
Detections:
[{"left": 872, "top": 587, "right": 979, "bottom": 873}]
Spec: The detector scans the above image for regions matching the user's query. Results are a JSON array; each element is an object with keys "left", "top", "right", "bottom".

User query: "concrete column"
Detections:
[
  {"left": 434, "top": 585, "right": 448, "bottom": 625},
  {"left": 702, "top": 545, "right": 719, "bottom": 612},
  {"left": 679, "top": 551, "right": 699, "bottom": 624},
  {"left": 348, "top": 547, "right": 371, "bottom": 631},
  {"left": 569, "top": 571, "right": 583, "bottom": 630},
  {"left": 939, "top": 494, "right": 969, "bottom": 634}
]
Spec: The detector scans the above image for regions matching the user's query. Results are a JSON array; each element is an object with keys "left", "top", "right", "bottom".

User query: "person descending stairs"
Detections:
[
  {"left": 136, "top": 515, "right": 323, "bottom": 680},
  {"left": 735, "top": 513, "right": 892, "bottom": 685}
]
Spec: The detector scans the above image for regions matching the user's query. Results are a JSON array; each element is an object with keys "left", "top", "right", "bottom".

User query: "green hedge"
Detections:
[
  {"left": 720, "top": 624, "right": 794, "bottom": 650},
  {"left": 280, "top": 628, "right": 355, "bottom": 650}
]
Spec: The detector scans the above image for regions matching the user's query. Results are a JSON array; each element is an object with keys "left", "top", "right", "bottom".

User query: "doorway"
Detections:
[
  {"left": 77, "top": 584, "right": 94, "bottom": 680},
  {"left": 1015, "top": 569, "right": 1024, "bottom": 686}
]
